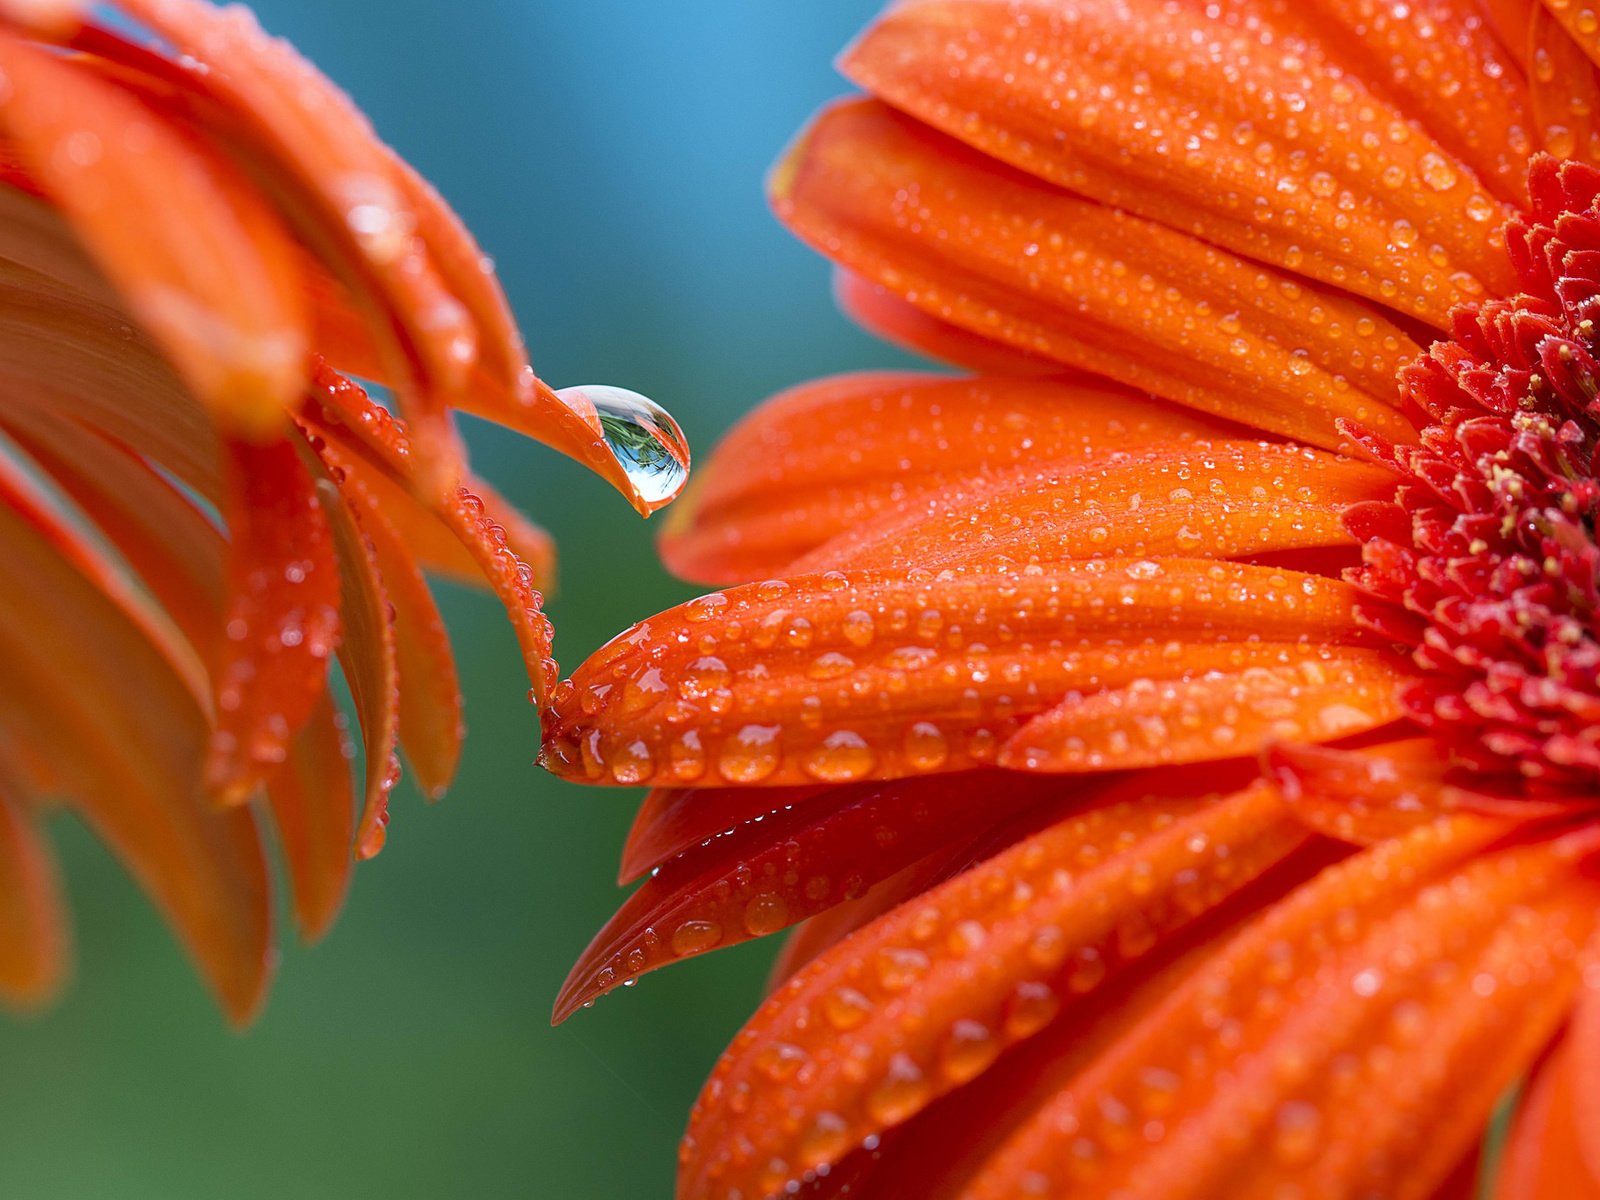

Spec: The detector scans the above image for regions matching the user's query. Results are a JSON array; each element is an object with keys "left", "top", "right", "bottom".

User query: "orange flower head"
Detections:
[
  {"left": 0, "top": 0, "right": 688, "bottom": 1023},
  {"left": 544, "top": 1, "right": 1600, "bottom": 1196}
]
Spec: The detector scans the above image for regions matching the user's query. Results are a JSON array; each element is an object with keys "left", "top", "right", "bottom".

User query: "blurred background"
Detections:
[{"left": 0, "top": 2, "right": 917, "bottom": 1196}]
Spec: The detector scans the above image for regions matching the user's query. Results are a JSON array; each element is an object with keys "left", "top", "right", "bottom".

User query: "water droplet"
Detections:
[
  {"left": 670, "top": 919, "right": 723, "bottom": 957},
  {"left": 718, "top": 724, "right": 781, "bottom": 783},
  {"left": 754, "top": 1040, "right": 808, "bottom": 1082},
  {"left": 684, "top": 593, "right": 727, "bottom": 624},
  {"left": 668, "top": 731, "right": 706, "bottom": 782},
  {"left": 1272, "top": 1100, "right": 1322, "bottom": 1165},
  {"left": 902, "top": 722, "right": 949, "bottom": 772},
  {"left": 841, "top": 610, "right": 876, "bottom": 647},
  {"left": 743, "top": 892, "right": 790, "bottom": 936},
  {"left": 1067, "top": 947, "right": 1107, "bottom": 993},
  {"left": 803, "top": 731, "right": 875, "bottom": 782},
  {"left": 1417, "top": 152, "right": 1458, "bottom": 192},
  {"left": 1004, "top": 980, "right": 1060, "bottom": 1038},
  {"left": 866, "top": 1053, "right": 930, "bottom": 1125},
  {"left": 557, "top": 384, "right": 691, "bottom": 511},
  {"left": 610, "top": 739, "right": 654, "bottom": 785},
  {"left": 940, "top": 1019, "right": 999, "bottom": 1084},
  {"left": 824, "top": 987, "right": 873, "bottom": 1030},
  {"left": 807, "top": 651, "right": 856, "bottom": 681},
  {"left": 679, "top": 655, "right": 731, "bottom": 698},
  {"left": 875, "top": 946, "right": 930, "bottom": 991},
  {"left": 800, "top": 1112, "right": 853, "bottom": 1165}
]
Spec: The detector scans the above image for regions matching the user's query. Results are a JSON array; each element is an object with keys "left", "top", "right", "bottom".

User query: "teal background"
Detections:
[{"left": 0, "top": 3, "right": 912, "bottom": 1197}]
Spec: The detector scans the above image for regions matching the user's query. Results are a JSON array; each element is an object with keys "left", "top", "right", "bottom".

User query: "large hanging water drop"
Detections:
[{"left": 556, "top": 384, "right": 690, "bottom": 513}]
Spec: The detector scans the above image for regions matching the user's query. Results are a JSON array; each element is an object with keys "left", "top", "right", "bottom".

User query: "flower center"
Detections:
[{"left": 1347, "top": 156, "right": 1600, "bottom": 790}]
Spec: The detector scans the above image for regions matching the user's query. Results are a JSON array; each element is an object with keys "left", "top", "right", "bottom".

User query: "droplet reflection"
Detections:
[{"left": 556, "top": 384, "right": 690, "bottom": 511}]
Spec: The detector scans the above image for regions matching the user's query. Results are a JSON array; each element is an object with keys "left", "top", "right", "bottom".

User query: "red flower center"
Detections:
[{"left": 1349, "top": 155, "right": 1600, "bottom": 789}]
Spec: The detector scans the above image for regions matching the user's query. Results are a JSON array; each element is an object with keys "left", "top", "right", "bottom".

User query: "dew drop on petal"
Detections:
[
  {"left": 866, "top": 1053, "right": 930, "bottom": 1125},
  {"left": 823, "top": 987, "right": 873, "bottom": 1031},
  {"left": 718, "top": 724, "right": 782, "bottom": 783},
  {"left": 1004, "top": 980, "right": 1060, "bottom": 1038},
  {"left": 743, "top": 891, "right": 790, "bottom": 936},
  {"left": 670, "top": 919, "right": 723, "bottom": 957},
  {"left": 939, "top": 1019, "right": 999, "bottom": 1084},
  {"left": 800, "top": 1112, "right": 853, "bottom": 1165},
  {"left": 903, "top": 722, "right": 949, "bottom": 771},
  {"left": 803, "top": 730, "right": 875, "bottom": 782},
  {"left": 556, "top": 384, "right": 691, "bottom": 510},
  {"left": 754, "top": 1041, "right": 808, "bottom": 1082},
  {"left": 1272, "top": 1100, "right": 1323, "bottom": 1165}
]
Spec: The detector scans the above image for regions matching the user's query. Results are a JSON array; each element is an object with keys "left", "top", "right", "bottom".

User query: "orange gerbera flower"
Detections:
[
  {"left": 544, "top": 1, "right": 1600, "bottom": 1196},
  {"left": 0, "top": 0, "right": 686, "bottom": 1023}
]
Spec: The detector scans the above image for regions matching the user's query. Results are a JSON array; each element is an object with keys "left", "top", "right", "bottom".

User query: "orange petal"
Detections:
[
  {"left": 315, "top": 477, "right": 400, "bottom": 861},
  {"left": 206, "top": 436, "right": 341, "bottom": 805},
  {"left": 0, "top": 208, "right": 221, "bottom": 496},
  {"left": 543, "top": 560, "right": 1374, "bottom": 790},
  {"left": 766, "top": 853, "right": 959, "bottom": 989},
  {"left": 5, "top": 410, "right": 357, "bottom": 941},
  {"left": 1533, "top": 0, "right": 1600, "bottom": 75},
  {"left": 555, "top": 769, "right": 1070, "bottom": 1021},
  {"left": 0, "top": 458, "right": 270, "bottom": 1022},
  {"left": 303, "top": 408, "right": 552, "bottom": 589},
  {"left": 1496, "top": 1034, "right": 1600, "bottom": 1199},
  {"left": 1266, "top": 739, "right": 1592, "bottom": 844},
  {"left": 0, "top": 775, "right": 66, "bottom": 1007},
  {"left": 312, "top": 433, "right": 464, "bottom": 800},
  {"left": 620, "top": 784, "right": 831, "bottom": 885},
  {"left": 301, "top": 365, "right": 558, "bottom": 706},
  {"left": 77, "top": 2, "right": 674, "bottom": 512},
  {"left": 0, "top": 0, "right": 85, "bottom": 35},
  {"left": 461, "top": 476, "right": 556, "bottom": 593},
  {"left": 772, "top": 845, "right": 1331, "bottom": 1200},
  {"left": 960, "top": 821, "right": 1593, "bottom": 1200},
  {"left": 773, "top": 100, "right": 1421, "bottom": 451},
  {"left": 678, "top": 779, "right": 1309, "bottom": 1198},
  {"left": 264, "top": 696, "right": 354, "bottom": 942},
  {"left": 832, "top": 271, "right": 1063, "bottom": 376},
  {"left": 1, "top": 405, "right": 223, "bottom": 654},
  {"left": 1564, "top": 940, "right": 1600, "bottom": 1183},
  {"left": 291, "top": 231, "right": 677, "bottom": 517},
  {"left": 843, "top": 0, "right": 1520, "bottom": 319},
  {"left": 760, "top": 774, "right": 1210, "bottom": 992},
  {"left": 1529, "top": 4, "right": 1600, "bottom": 163},
  {"left": 790, "top": 439, "right": 1397, "bottom": 575},
  {"left": 1255, "top": 0, "right": 1535, "bottom": 200},
  {"left": 0, "top": 31, "right": 306, "bottom": 435},
  {"left": 661, "top": 373, "right": 1242, "bottom": 584},
  {"left": 105, "top": 0, "right": 466, "bottom": 482},
  {"left": 1484, "top": 0, "right": 1535, "bottom": 72},
  {"left": 1000, "top": 650, "right": 1408, "bottom": 772}
]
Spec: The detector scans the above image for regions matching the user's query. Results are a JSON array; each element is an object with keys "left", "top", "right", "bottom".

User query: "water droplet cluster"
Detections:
[
  {"left": 961, "top": 823, "right": 1594, "bottom": 1197},
  {"left": 787, "top": 438, "right": 1393, "bottom": 575},
  {"left": 663, "top": 372, "right": 1235, "bottom": 584},
  {"left": 206, "top": 437, "right": 341, "bottom": 804},
  {"left": 542, "top": 559, "right": 1372, "bottom": 791},
  {"left": 679, "top": 783, "right": 1308, "bottom": 1197},
  {"left": 553, "top": 769, "right": 1066, "bottom": 1020},
  {"left": 308, "top": 369, "right": 558, "bottom": 706},
  {"left": 842, "top": 0, "right": 1520, "bottom": 325},
  {"left": 775, "top": 99, "right": 1424, "bottom": 455}
]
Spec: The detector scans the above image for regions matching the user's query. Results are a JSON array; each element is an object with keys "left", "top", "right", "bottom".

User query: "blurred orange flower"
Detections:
[
  {"left": 546, "top": 1, "right": 1600, "bottom": 1196},
  {"left": 0, "top": 0, "right": 685, "bottom": 1023}
]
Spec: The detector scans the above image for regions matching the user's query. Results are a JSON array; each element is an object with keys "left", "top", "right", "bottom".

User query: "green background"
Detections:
[{"left": 0, "top": 2, "right": 913, "bottom": 1196}]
